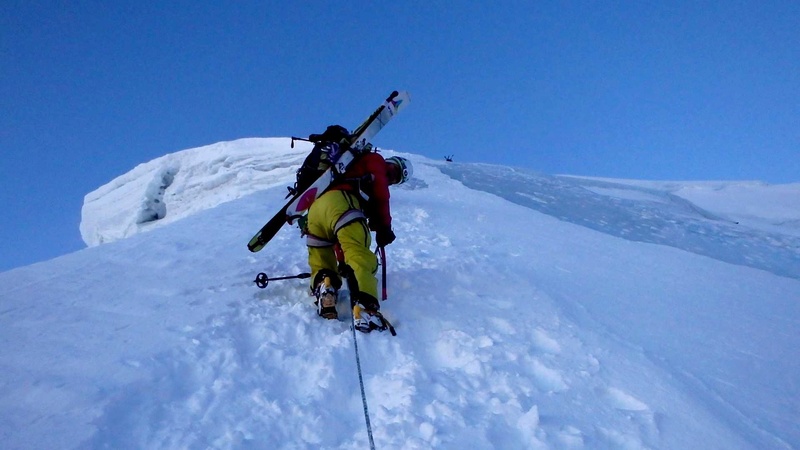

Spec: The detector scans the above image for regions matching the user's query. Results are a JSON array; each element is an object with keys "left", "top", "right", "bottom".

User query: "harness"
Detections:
[{"left": 305, "top": 188, "right": 369, "bottom": 248}]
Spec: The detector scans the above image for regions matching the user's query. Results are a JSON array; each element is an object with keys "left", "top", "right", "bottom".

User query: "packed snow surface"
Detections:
[{"left": 2, "top": 138, "right": 799, "bottom": 449}]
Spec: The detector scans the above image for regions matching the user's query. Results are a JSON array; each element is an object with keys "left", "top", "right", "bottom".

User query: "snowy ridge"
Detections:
[
  {"left": 444, "top": 164, "right": 800, "bottom": 279},
  {"left": 565, "top": 176, "right": 800, "bottom": 234},
  {"left": 80, "top": 138, "right": 311, "bottom": 246},
  {"left": 3, "top": 139, "right": 800, "bottom": 449}
]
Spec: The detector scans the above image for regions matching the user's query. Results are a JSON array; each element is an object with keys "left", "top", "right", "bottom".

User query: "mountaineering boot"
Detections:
[
  {"left": 314, "top": 275, "right": 338, "bottom": 320},
  {"left": 353, "top": 304, "right": 385, "bottom": 332},
  {"left": 353, "top": 294, "right": 387, "bottom": 333}
]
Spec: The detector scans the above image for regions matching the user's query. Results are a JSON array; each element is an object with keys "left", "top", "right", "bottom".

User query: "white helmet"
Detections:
[{"left": 385, "top": 156, "right": 413, "bottom": 184}]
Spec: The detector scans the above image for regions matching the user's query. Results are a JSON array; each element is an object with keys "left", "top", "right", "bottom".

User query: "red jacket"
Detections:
[{"left": 329, "top": 152, "right": 392, "bottom": 230}]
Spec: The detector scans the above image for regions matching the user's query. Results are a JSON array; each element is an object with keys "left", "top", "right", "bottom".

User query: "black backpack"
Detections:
[{"left": 289, "top": 125, "right": 352, "bottom": 197}]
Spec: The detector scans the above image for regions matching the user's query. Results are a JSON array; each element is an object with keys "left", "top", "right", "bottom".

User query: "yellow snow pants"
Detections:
[{"left": 306, "top": 190, "right": 378, "bottom": 302}]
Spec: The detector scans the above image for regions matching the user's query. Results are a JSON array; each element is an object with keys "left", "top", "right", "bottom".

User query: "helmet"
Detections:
[{"left": 385, "top": 156, "right": 413, "bottom": 184}]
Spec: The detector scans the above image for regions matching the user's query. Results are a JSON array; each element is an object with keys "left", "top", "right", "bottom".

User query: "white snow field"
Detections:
[{"left": 2, "top": 138, "right": 798, "bottom": 449}]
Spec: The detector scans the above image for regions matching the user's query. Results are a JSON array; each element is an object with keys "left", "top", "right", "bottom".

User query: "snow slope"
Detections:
[{"left": 2, "top": 138, "right": 799, "bottom": 449}]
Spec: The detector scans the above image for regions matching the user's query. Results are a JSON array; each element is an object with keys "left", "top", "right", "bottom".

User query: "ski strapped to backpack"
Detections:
[
  {"left": 247, "top": 90, "right": 410, "bottom": 252},
  {"left": 284, "top": 91, "right": 410, "bottom": 223}
]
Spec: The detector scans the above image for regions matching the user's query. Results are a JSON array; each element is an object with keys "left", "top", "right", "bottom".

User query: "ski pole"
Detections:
[{"left": 254, "top": 272, "right": 311, "bottom": 289}]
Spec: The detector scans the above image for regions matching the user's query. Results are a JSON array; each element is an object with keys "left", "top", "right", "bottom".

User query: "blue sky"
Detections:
[{"left": 2, "top": 1, "right": 798, "bottom": 272}]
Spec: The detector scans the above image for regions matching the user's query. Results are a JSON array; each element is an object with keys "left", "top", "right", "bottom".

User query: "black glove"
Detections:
[{"left": 375, "top": 228, "right": 396, "bottom": 247}]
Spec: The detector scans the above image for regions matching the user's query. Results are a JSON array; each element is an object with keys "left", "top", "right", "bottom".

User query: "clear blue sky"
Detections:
[{"left": 2, "top": 1, "right": 798, "bottom": 272}]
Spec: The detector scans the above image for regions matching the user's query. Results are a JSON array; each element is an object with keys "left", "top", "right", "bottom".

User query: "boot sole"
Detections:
[{"left": 320, "top": 310, "right": 338, "bottom": 320}]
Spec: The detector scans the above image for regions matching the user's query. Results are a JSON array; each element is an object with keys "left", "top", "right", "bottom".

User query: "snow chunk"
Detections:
[
  {"left": 80, "top": 138, "right": 310, "bottom": 246},
  {"left": 137, "top": 166, "right": 177, "bottom": 225},
  {"left": 606, "top": 387, "right": 649, "bottom": 412}
]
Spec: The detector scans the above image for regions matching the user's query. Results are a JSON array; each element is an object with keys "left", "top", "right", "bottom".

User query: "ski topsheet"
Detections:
[
  {"left": 247, "top": 91, "right": 410, "bottom": 253},
  {"left": 350, "top": 90, "right": 410, "bottom": 153}
]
